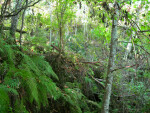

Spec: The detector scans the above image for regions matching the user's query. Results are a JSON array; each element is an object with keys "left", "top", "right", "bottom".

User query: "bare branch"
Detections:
[
  {"left": 3, "top": 26, "right": 27, "bottom": 33},
  {"left": 89, "top": 74, "right": 105, "bottom": 89},
  {"left": 138, "top": 30, "right": 150, "bottom": 33},
  {"left": 0, "top": 0, "right": 41, "bottom": 18},
  {"left": 111, "top": 64, "right": 137, "bottom": 72}
]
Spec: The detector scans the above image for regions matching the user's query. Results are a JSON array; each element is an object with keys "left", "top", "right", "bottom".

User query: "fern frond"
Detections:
[
  {"left": 0, "top": 88, "right": 10, "bottom": 113},
  {"left": 38, "top": 76, "right": 61, "bottom": 100},
  {"left": 62, "top": 88, "right": 84, "bottom": 113},
  {"left": 14, "top": 99, "right": 29, "bottom": 113},
  {"left": 17, "top": 52, "right": 40, "bottom": 75},
  {"left": 0, "top": 47, "right": 3, "bottom": 52},
  {"left": 31, "top": 56, "right": 58, "bottom": 80},
  {"left": 4, "top": 77, "right": 20, "bottom": 89},
  {"left": 0, "top": 85, "right": 18, "bottom": 95},
  {"left": 0, "top": 39, "right": 15, "bottom": 64},
  {"left": 37, "top": 84, "right": 48, "bottom": 107},
  {"left": 20, "top": 68, "right": 39, "bottom": 106}
]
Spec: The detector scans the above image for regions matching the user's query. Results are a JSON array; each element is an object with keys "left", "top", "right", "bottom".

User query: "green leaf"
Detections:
[{"left": 145, "top": 5, "right": 149, "bottom": 9}]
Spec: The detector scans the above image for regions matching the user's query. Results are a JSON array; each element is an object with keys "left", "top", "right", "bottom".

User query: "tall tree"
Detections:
[
  {"left": 0, "top": 0, "right": 41, "bottom": 42},
  {"left": 56, "top": 0, "right": 67, "bottom": 53},
  {"left": 55, "top": 0, "right": 73, "bottom": 53},
  {"left": 101, "top": 2, "right": 119, "bottom": 113},
  {"left": 19, "top": 0, "right": 28, "bottom": 47},
  {"left": 48, "top": 1, "right": 52, "bottom": 45}
]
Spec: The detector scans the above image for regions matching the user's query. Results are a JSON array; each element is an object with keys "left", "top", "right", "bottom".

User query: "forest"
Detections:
[{"left": 0, "top": 0, "right": 150, "bottom": 113}]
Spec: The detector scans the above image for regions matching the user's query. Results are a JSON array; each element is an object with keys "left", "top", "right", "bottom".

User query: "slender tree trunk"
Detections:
[
  {"left": 83, "top": 2, "right": 86, "bottom": 36},
  {"left": 59, "top": 10, "right": 64, "bottom": 53},
  {"left": 0, "top": 0, "right": 9, "bottom": 36},
  {"left": 124, "top": 2, "right": 141, "bottom": 60},
  {"left": 59, "top": 22, "right": 63, "bottom": 53},
  {"left": 124, "top": 34, "right": 133, "bottom": 60},
  {"left": 49, "top": 2, "right": 52, "bottom": 45},
  {"left": 101, "top": 2, "right": 119, "bottom": 113},
  {"left": 19, "top": 0, "right": 28, "bottom": 49},
  {"left": 10, "top": 0, "right": 22, "bottom": 44},
  {"left": 75, "top": 20, "right": 77, "bottom": 36}
]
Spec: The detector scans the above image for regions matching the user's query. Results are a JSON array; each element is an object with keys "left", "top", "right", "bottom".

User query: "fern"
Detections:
[
  {"left": 31, "top": 56, "right": 58, "bottom": 80},
  {"left": 0, "top": 38, "right": 66, "bottom": 112},
  {"left": 0, "top": 84, "right": 19, "bottom": 112},
  {"left": 0, "top": 88, "right": 10, "bottom": 113},
  {"left": 38, "top": 76, "right": 61, "bottom": 100},
  {"left": 17, "top": 52, "right": 40, "bottom": 75},
  {"left": 37, "top": 84, "right": 48, "bottom": 107},
  {"left": 4, "top": 77, "right": 20, "bottom": 89},
  {"left": 0, "top": 47, "right": 3, "bottom": 52},
  {"left": 25, "top": 71, "right": 39, "bottom": 105},
  {"left": 62, "top": 88, "right": 84, "bottom": 113},
  {"left": 14, "top": 99, "right": 29, "bottom": 113},
  {"left": 0, "top": 39, "right": 15, "bottom": 65},
  {"left": 0, "top": 85, "right": 18, "bottom": 95},
  {"left": 12, "top": 67, "right": 40, "bottom": 106}
]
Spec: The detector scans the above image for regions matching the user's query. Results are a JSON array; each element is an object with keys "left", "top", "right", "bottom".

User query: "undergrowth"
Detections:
[{"left": 0, "top": 38, "right": 101, "bottom": 113}]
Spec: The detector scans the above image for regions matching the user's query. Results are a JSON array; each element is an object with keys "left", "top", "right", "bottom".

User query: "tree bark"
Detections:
[
  {"left": 124, "top": 34, "right": 133, "bottom": 60},
  {"left": 19, "top": 0, "right": 28, "bottom": 48},
  {"left": 101, "top": 2, "right": 119, "bottom": 113},
  {"left": 0, "top": 0, "right": 9, "bottom": 35},
  {"left": 59, "top": 21, "right": 63, "bottom": 53},
  {"left": 49, "top": 1, "right": 52, "bottom": 45},
  {"left": 10, "top": 0, "right": 22, "bottom": 44}
]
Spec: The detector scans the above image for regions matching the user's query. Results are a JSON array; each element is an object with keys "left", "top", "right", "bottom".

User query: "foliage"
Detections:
[
  {"left": 0, "top": 38, "right": 61, "bottom": 112},
  {"left": 0, "top": 0, "right": 150, "bottom": 112}
]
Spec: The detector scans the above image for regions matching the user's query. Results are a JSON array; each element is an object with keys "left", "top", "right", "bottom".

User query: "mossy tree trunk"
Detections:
[
  {"left": 10, "top": 0, "right": 22, "bottom": 44},
  {"left": 101, "top": 2, "right": 119, "bottom": 113}
]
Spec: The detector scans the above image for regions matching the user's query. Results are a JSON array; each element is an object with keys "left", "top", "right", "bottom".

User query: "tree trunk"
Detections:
[
  {"left": 10, "top": 0, "right": 22, "bottom": 44},
  {"left": 59, "top": 22, "right": 63, "bottom": 53},
  {"left": 124, "top": 34, "right": 133, "bottom": 60},
  {"left": 0, "top": 0, "right": 9, "bottom": 35},
  {"left": 101, "top": 2, "right": 119, "bottom": 113},
  {"left": 19, "top": 0, "right": 28, "bottom": 48},
  {"left": 75, "top": 20, "right": 77, "bottom": 36},
  {"left": 49, "top": 2, "right": 52, "bottom": 45},
  {"left": 124, "top": 3, "right": 141, "bottom": 60}
]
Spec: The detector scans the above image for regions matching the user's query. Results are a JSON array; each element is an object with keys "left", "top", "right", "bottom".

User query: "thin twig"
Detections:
[
  {"left": 111, "top": 64, "right": 137, "bottom": 72},
  {"left": 3, "top": 26, "right": 27, "bottom": 33},
  {"left": 89, "top": 74, "right": 105, "bottom": 89}
]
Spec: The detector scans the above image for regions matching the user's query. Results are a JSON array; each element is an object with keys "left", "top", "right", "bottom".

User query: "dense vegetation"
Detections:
[{"left": 0, "top": 0, "right": 150, "bottom": 113}]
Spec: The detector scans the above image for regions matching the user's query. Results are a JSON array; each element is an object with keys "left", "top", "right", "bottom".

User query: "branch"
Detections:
[
  {"left": 113, "top": 94, "right": 135, "bottom": 98},
  {"left": 131, "top": 20, "right": 150, "bottom": 41},
  {"left": 138, "top": 30, "right": 150, "bottom": 33},
  {"left": 133, "top": 42, "right": 150, "bottom": 56},
  {"left": 0, "top": 0, "right": 41, "bottom": 18},
  {"left": 3, "top": 26, "right": 27, "bottom": 33},
  {"left": 51, "top": 44, "right": 61, "bottom": 52},
  {"left": 89, "top": 74, "right": 105, "bottom": 89},
  {"left": 127, "top": 18, "right": 150, "bottom": 42},
  {"left": 82, "top": 61, "right": 102, "bottom": 66},
  {"left": 118, "top": 41, "right": 150, "bottom": 55},
  {"left": 111, "top": 64, "right": 137, "bottom": 72},
  {"left": 138, "top": 45, "right": 150, "bottom": 56}
]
